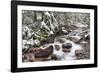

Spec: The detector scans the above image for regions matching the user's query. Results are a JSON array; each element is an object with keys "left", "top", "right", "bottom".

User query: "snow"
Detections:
[
  {"left": 48, "top": 31, "right": 54, "bottom": 36},
  {"left": 34, "top": 39, "right": 40, "bottom": 46},
  {"left": 41, "top": 21, "right": 50, "bottom": 31},
  {"left": 44, "top": 12, "right": 51, "bottom": 16}
]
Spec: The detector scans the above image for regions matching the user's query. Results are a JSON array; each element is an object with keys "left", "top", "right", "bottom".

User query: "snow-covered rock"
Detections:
[
  {"left": 48, "top": 31, "right": 54, "bottom": 36},
  {"left": 34, "top": 39, "right": 40, "bottom": 46},
  {"left": 80, "top": 41, "right": 88, "bottom": 47},
  {"left": 22, "top": 39, "right": 35, "bottom": 49},
  {"left": 22, "top": 40, "right": 28, "bottom": 49},
  {"left": 27, "top": 39, "right": 35, "bottom": 46},
  {"left": 69, "top": 36, "right": 82, "bottom": 43}
]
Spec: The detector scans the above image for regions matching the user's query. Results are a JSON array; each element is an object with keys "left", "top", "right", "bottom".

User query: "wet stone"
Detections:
[
  {"left": 51, "top": 54, "right": 58, "bottom": 60},
  {"left": 62, "top": 49, "right": 70, "bottom": 53},
  {"left": 62, "top": 43, "right": 72, "bottom": 49},
  {"left": 54, "top": 45, "right": 60, "bottom": 51}
]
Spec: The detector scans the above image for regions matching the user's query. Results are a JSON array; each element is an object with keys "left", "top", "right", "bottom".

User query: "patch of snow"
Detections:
[
  {"left": 48, "top": 31, "right": 54, "bottom": 36},
  {"left": 34, "top": 39, "right": 40, "bottom": 46},
  {"left": 44, "top": 12, "right": 50, "bottom": 17},
  {"left": 71, "top": 23, "right": 88, "bottom": 28},
  {"left": 41, "top": 21, "right": 50, "bottom": 31}
]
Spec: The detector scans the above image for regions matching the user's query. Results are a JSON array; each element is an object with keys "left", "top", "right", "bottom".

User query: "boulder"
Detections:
[
  {"left": 54, "top": 45, "right": 60, "bottom": 51},
  {"left": 34, "top": 45, "right": 53, "bottom": 58},
  {"left": 62, "top": 43, "right": 72, "bottom": 49},
  {"left": 80, "top": 41, "right": 88, "bottom": 47},
  {"left": 25, "top": 45, "right": 54, "bottom": 62},
  {"left": 51, "top": 54, "right": 58, "bottom": 60},
  {"left": 69, "top": 36, "right": 82, "bottom": 43},
  {"left": 75, "top": 50, "right": 84, "bottom": 59},
  {"left": 55, "top": 37, "right": 66, "bottom": 43}
]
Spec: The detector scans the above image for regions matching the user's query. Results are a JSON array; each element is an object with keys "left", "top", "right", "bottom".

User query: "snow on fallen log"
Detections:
[{"left": 71, "top": 23, "right": 88, "bottom": 28}]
